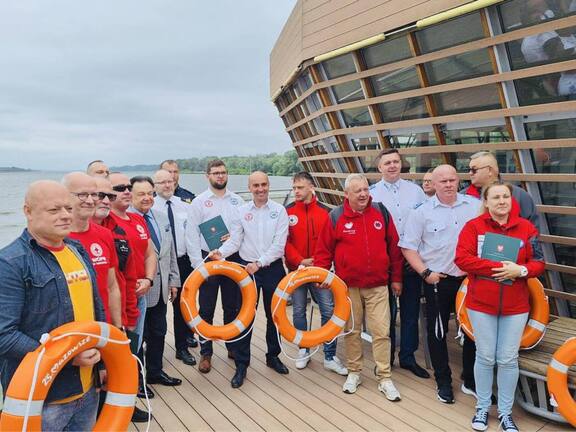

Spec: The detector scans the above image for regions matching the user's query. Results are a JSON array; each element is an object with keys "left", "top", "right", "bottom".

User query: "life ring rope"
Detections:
[{"left": 547, "top": 337, "right": 576, "bottom": 427}]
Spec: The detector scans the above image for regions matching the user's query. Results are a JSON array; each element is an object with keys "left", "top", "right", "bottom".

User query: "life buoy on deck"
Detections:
[
  {"left": 0, "top": 321, "right": 138, "bottom": 432},
  {"left": 456, "top": 277, "right": 549, "bottom": 350},
  {"left": 271, "top": 266, "right": 350, "bottom": 348},
  {"left": 547, "top": 337, "right": 576, "bottom": 427},
  {"left": 181, "top": 261, "right": 257, "bottom": 340}
]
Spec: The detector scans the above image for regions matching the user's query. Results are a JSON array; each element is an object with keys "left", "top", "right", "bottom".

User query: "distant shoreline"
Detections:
[{"left": 0, "top": 167, "right": 33, "bottom": 173}]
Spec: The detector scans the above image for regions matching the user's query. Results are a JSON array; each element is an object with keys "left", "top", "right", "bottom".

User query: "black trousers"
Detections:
[
  {"left": 174, "top": 254, "right": 193, "bottom": 351},
  {"left": 423, "top": 276, "right": 464, "bottom": 387},
  {"left": 234, "top": 259, "right": 286, "bottom": 367},
  {"left": 144, "top": 296, "right": 168, "bottom": 376},
  {"left": 198, "top": 252, "right": 242, "bottom": 357},
  {"left": 461, "top": 334, "right": 477, "bottom": 387}
]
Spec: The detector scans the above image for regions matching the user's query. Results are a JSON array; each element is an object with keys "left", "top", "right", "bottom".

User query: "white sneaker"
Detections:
[
  {"left": 324, "top": 357, "right": 348, "bottom": 376},
  {"left": 378, "top": 379, "right": 401, "bottom": 401},
  {"left": 342, "top": 373, "right": 362, "bottom": 394},
  {"left": 295, "top": 349, "right": 309, "bottom": 369}
]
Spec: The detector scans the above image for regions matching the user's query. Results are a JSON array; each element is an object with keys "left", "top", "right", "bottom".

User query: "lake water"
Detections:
[{"left": 0, "top": 171, "right": 292, "bottom": 248}]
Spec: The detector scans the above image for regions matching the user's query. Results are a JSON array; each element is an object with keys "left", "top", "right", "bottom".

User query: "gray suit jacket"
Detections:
[{"left": 146, "top": 209, "right": 180, "bottom": 308}]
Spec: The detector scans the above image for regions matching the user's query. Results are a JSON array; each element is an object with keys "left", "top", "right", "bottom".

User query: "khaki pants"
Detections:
[{"left": 345, "top": 286, "right": 391, "bottom": 380}]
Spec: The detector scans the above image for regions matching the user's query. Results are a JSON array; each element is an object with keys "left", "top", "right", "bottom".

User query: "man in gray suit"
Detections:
[{"left": 130, "top": 176, "right": 182, "bottom": 386}]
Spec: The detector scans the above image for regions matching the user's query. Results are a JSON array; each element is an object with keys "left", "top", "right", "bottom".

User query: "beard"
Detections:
[
  {"left": 94, "top": 207, "right": 110, "bottom": 220},
  {"left": 210, "top": 180, "right": 227, "bottom": 190}
]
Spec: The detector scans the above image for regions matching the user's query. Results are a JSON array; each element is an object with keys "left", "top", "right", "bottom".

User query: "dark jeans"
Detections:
[
  {"left": 423, "top": 276, "right": 464, "bottom": 387},
  {"left": 399, "top": 271, "right": 423, "bottom": 366},
  {"left": 174, "top": 254, "right": 193, "bottom": 351},
  {"left": 144, "top": 296, "right": 168, "bottom": 376},
  {"left": 461, "top": 333, "right": 477, "bottom": 387},
  {"left": 234, "top": 259, "right": 286, "bottom": 367},
  {"left": 199, "top": 252, "right": 242, "bottom": 357}
]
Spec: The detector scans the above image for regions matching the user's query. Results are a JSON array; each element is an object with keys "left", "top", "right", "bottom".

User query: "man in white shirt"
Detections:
[
  {"left": 212, "top": 171, "right": 290, "bottom": 388},
  {"left": 369, "top": 149, "right": 429, "bottom": 379},
  {"left": 185, "top": 160, "right": 244, "bottom": 375},
  {"left": 152, "top": 169, "right": 196, "bottom": 367}
]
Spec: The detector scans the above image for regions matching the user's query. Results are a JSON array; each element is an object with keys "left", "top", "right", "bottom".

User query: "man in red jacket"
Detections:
[
  {"left": 285, "top": 172, "right": 347, "bottom": 375},
  {"left": 315, "top": 173, "right": 404, "bottom": 400}
]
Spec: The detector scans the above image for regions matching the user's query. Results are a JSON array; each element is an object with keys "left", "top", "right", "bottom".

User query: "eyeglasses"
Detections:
[
  {"left": 70, "top": 192, "right": 100, "bottom": 201},
  {"left": 209, "top": 171, "right": 227, "bottom": 176},
  {"left": 112, "top": 184, "right": 133, "bottom": 192},
  {"left": 97, "top": 192, "right": 117, "bottom": 202},
  {"left": 422, "top": 179, "right": 432, "bottom": 184},
  {"left": 469, "top": 166, "right": 490, "bottom": 175}
]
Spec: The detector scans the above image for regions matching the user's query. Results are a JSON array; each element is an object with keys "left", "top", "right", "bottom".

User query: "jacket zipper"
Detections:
[
  {"left": 305, "top": 204, "right": 310, "bottom": 258},
  {"left": 362, "top": 212, "right": 370, "bottom": 275}
]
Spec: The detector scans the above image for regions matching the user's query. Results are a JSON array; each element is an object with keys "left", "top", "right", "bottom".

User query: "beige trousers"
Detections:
[{"left": 345, "top": 286, "right": 391, "bottom": 380}]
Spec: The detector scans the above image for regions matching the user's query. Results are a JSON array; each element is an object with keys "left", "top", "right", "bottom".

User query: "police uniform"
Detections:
[
  {"left": 370, "top": 178, "right": 425, "bottom": 368},
  {"left": 399, "top": 193, "right": 481, "bottom": 390},
  {"left": 174, "top": 184, "right": 196, "bottom": 204},
  {"left": 219, "top": 199, "right": 289, "bottom": 366},
  {"left": 185, "top": 189, "right": 244, "bottom": 361}
]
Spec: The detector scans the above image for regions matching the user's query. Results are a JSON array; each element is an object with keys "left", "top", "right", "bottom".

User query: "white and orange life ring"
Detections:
[
  {"left": 456, "top": 277, "right": 549, "bottom": 350},
  {"left": 181, "top": 261, "right": 257, "bottom": 340},
  {"left": 271, "top": 266, "right": 350, "bottom": 348},
  {"left": 0, "top": 321, "right": 138, "bottom": 432},
  {"left": 547, "top": 337, "right": 576, "bottom": 427}
]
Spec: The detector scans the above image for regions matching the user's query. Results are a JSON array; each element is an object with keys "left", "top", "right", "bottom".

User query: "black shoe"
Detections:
[
  {"left": 231, "top": 365, "right": 247, "bottom": 388},
  {"left": 187, "top": 335, "right": 198, "bottom": 348},
  {"left": 462, "top": 382, "right": 497, "bottom": 405},
  {"left": 131, "top": 406, "right": 151, "bottom": 423},
  {"left": 266, "top": 357, "right": 289, "bottom": 374},
  {"left": 147, "top": 371, "right": 182, "bottom": 386},
  {"left": 400, "top": 362, "right": 430, "bottom": 379},
  {"left": 437, "top": 385, "right": 455, "bottom": 404},
  {"left": 176, "top": 349, "right": 197, "bottom": 366},
  {"left": 137, "top": 383, "right": 155, "bottom": 399}
]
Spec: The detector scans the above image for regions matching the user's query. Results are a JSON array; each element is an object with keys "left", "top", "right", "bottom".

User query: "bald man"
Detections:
[
  {"left": 213, "top": 171, "right": 290, "bottom": 388},
  {"left": 400, "top": 165, "right": 482, "bottom": 404},
  {"left": 63, "top": 172, "right": 122, "bottom": 327},
  {"left": 0, "top": 180, "right": 106, "bottom": 431},
  {"left": 87, "top": 160, "right": 110, "bottom": 178}
]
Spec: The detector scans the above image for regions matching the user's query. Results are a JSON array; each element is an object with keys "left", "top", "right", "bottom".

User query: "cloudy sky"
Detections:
[{"left": 0, "top": 1, "right": 296, "bottom": 170}]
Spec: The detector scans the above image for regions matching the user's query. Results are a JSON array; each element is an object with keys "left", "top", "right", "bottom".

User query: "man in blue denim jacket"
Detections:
[{"left": 0, "top": 180, "right": 105, "bottom": 431}]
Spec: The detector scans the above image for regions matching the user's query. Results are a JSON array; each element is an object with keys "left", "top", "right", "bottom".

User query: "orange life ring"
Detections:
[
  {"left": 0, "top": 321, "right": 138, "bottom": 432},
  {"left": 456, "top": 277, "right": 549, "bottom": 350},
  {"left": 547, "top": 337, "right": 576, "bottom": 427},
  {"left": 180, "top": 261, "right": 257, "bottom": 340},
  {"left": 271, "top": 266, "right": 350, "bottom": 348}
]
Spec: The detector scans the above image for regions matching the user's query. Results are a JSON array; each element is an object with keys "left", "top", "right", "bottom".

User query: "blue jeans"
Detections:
[
  {"left": 468, "top": 309, "right": 528, "bottom": 416},
  {"left": 398, "top": 271, "right": 422, "bottom": 365},
  {"left": 291, "top": 283, "right": 336, "bottom": 360},
  {"left": 136, "top": 295, "right": 147, "bottom": 350},
  {"left": 43, "top": 386, "right": 98, "bottom": 431}
]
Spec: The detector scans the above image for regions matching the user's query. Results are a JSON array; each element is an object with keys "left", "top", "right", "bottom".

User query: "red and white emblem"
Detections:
[
  {"left": 288, "top": 215, "right": 298, "bottom": 226},
  {"left": 204, "top": 200, "right": 214, "bottom": 208},
  {"left": 497, "top": 245, "right": 504, "bottom": 253},
  {"left": 374, "top": 220, "right": 383, "bottom": 230},
  {"left": 90, "top": 243, "right": 103, "bottom": 257},
  {"left": 244, "top": 213, "right": 254, "bottom": 222},
  {"left": 136, "top": 224, "right": 145, "bottom": 234}
]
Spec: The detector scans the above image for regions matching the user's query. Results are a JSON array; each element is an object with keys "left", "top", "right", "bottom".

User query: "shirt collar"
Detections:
[
  {"left": 207, "top": 189, "right": 231, "bottom": 200},
  {"left": 248, "top": 199, "right": 271, "bottom": 210},
  {"left": 380, "top": 178, "right": 401, "bottom": 191},
  {"left": 431, "top": 193, "right": 467, "bottom": 208},
  {"left": 128, "top": 206, "right": 149, "bottom": 217}
]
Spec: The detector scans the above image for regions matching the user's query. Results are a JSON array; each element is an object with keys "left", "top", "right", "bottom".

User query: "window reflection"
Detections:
[
  {"left": 332, "top": 80, "right": 364, "bottom": 103},
  {"left": 378, "top": 97, "right": 428, "bottom": 122},
  {"left": 416, "top": 12, "right": 485, "bottom": 54},
  {"left": 443, "top": 125, "right": 510, "bottom": 144},
  {"left": 322, "top": 53, "right": 356, "bottom": 79},
  {"left": 499, "top": 0, "right": 576, "bottom": 32},
  {"left": 341, "top": 107, "right": 372, "bottom": 127},
  {"left": 350, "top": 136, "right": 381, "bottom": 172},
  {"left": 433, "top": 85, "right": 502, "bottom": 115},
  {"left": 362, "top": 36, "right": 412, "bottom": 68},
  {"left": 425, "top": 49, "right": 494, "bottom": 85},
  {"left": 388, "top": 131, "right": 439, "bottom": 172},
  {"left": 526, "top": 118, "right": 576, "bottom": 173},
  {"left": 370, "top": 67, "right": 420, "bottom": 96}
]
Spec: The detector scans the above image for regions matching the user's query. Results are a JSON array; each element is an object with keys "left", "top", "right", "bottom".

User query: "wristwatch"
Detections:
[
  {"left": 420, "top": 268, "right": 432, "bottom": 280},
  {"left": 145, "top": 277, "right": 154, "bottom": 286},
  {"left": 519, "top": 266, "right": 528, "bottom": 277}
]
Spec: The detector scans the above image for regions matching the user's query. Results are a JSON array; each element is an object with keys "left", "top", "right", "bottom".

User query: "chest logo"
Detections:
[
  {"left": 230, "top": 198, "right": 239, "bottom": 206},
  {"left": 136, "top": 224, "right": 145, "bottom": 234},
  {"left": 245, "top": 213, "right": 254, "bottom": 222},
  {"left": 204, "top": 200, "right": 214, "bottom": 208},
  {"left": 344, "top": 222, "right": 353, "bottom": 230},
  {"left": 90, "top": 243, "right": 103, "bottom": 257},
  {"left": 374, "top": 221, "right": 383, "bottom": 230},
  {"left": 289, "top": 215, "right": 298, "bottom": 226},
  {"left": 270, "top": 211, "right": 279, "bottom": 219}
]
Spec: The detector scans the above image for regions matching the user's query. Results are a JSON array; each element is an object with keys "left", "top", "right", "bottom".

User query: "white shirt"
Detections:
[
  {"left": 219, "top": 199, "right": 289, "bottom": 267},
  {"left": 369, "top": 178, "right": 425, "bottom": 238},
  {"left": 185, "top": 188, "right": 244, "bottom": 268},
  {"left": 399, "top": 194, "right": 482, "bottom": 276},
  {"left": 153, "top": 195, "right": 190, "bottom": 258}
]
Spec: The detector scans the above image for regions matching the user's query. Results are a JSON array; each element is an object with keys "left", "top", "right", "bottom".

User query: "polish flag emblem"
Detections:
[{"left": 497, "top": 245, "right": 504, "bottom": 252}]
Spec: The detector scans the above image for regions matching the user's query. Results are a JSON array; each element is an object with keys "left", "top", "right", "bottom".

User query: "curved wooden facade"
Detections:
[{"left": 270, "top": 0, "right": 576, "bottom": 312}]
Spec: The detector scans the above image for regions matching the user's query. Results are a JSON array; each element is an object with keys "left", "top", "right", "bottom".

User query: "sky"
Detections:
[{"left": 0, "top": 1, "right": 296, "bottom": 170}]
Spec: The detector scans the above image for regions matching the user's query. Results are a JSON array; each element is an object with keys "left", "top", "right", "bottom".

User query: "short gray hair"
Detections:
[
  {"left": 470, "top": 151, "right": 494, "bottom": 160},
  {"left": 344, "top": 173, "right": 367, "bottom": 190}
]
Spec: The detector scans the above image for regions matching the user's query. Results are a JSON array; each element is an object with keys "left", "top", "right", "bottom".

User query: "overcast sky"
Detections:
[{"left": 0, "top": 1, "right": 296, "bottom": 170}]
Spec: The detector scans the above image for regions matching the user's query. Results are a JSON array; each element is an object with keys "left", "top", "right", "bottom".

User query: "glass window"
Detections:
[
  {"left": 341, "top": 107, "right": 372, "bottom": 127},
  {"left": 526, "top": 118, "right": 576, "bottom": 173},
  {"left": 449, "top": 150, "right": 518, "bottom": 173},
  {"left": 362, "top": 36, "right": 413, "bottom": 68},
  {"left": 332, "top": 80, "right": 364, "bottom": 103},
  {"left": 433, "top": 84, "right": 502, "bottom": 116},
  {"left": 425, "top": 49, "right": 494, "bottom": 85},
  {"left": 313, "top": 114, "right": 332, "bottom": 133},
  {"left": 515, "top": 71, "right": 576, "bottom": 106},
  {"left": 294, "top": 71, "right": 313, "bottom": 95},
  {"left": 378, "top": 97, "right": 429, "bottom": 122},
  {"left": 388, "top": 131, "right": 439, "bottom": 173},
  {"left": 444, "top": 125, "right": 510, "bottom": 144},
  {"left": 370, "top": 67, "right": 420, "bottom": 96},
  {"left": 526, "top": 117, "right": 576, "bottom": 139},
  {"left": 538, "top": 182, "right": 576, "bottom": 206},
  {"left": 322, "top": 53, "right": 356, "bottom": 79},
  {"left": 498, "top": 0, "right": 576, "bottom": 32},
  {"left": 350, "top": 136, "right": 381, "bottom": 172},
  {"left": 416, "top": 12, "right": 485, "bottom": 54},
  {"left": 545, "top": 214, "right": 576, "bottom": 237},
  {"left": 532, "top": 147, "right": 576, "bottom": 173},
  {"left": 305, "top": 93, "right": 323, "bottom": 113}
]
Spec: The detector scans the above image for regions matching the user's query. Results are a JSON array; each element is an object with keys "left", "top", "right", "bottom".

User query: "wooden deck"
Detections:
[{"left": 129, "top": 303, "right": 573, "bottom": 432}]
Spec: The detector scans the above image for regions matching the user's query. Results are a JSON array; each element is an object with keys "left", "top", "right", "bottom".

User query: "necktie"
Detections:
[
  {"left": 166, "top": 200, "right": 178, "bottom": 256},
  {"left": 144, "top": 213, "right": 161, "bottom": 251}
]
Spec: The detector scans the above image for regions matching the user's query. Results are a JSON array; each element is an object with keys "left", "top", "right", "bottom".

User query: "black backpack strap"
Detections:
[
  {"left": 372, "top": 202, "right": 390, "bottom": 229},
  {"left": 329, "top": 205, "right": 345, "bottom": 228}
]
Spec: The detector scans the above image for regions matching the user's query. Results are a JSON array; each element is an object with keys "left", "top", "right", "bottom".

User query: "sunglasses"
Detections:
[
  {"left": 469, "top": 166, "right": 490, "bottom": 175},
  {"left": 112, "top": 184, "right": 133, "bottom": 192},
  {"left": 97, "top": 192, "right": 117, "bottom": 202}
]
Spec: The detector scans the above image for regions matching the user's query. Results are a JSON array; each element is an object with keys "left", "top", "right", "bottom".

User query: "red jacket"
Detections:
[
  {"left": 455, "top": 212, "right": 545, "bottom": 315},
  {"left": 314, "top": 197, "right": 403, "bottom": 288},
  {"left": 285, "top": 196, "right": 331, "bottom": 271}
]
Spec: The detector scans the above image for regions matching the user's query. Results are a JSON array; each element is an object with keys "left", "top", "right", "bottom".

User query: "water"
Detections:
[{"left": 0, "top": 171, "right": 292, "bottom": 248}]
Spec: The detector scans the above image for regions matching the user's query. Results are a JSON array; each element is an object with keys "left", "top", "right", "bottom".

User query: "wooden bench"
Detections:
[{"left": 516, "top": 316, "right": 576, "bottom": 424}]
